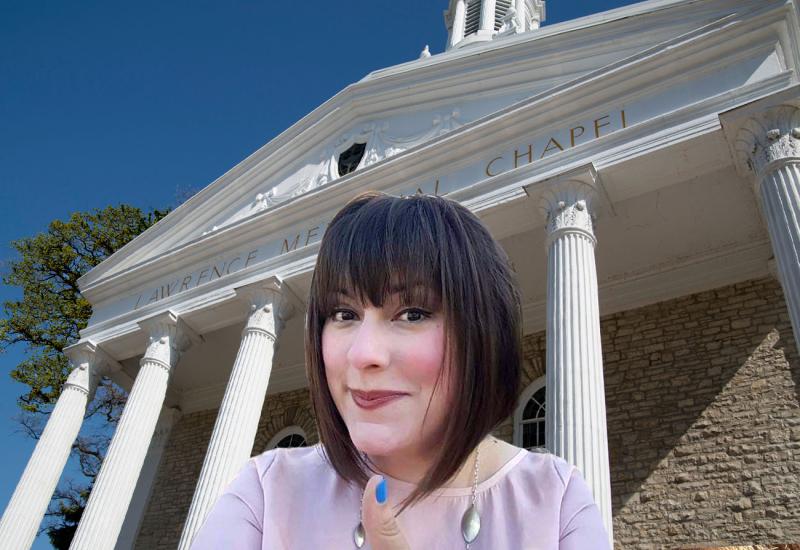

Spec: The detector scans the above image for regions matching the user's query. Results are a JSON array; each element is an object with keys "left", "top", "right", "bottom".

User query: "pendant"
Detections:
[
  {"left": 461, "top": 503, "right": 481, "bottom": 543},
  {"left": 354, "top": 521, "right": 365, "bottom": 548}
]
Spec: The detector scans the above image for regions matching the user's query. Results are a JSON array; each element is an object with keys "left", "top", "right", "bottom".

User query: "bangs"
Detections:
[{"left": 315, "top": 196, "right": 444, "bottom": 315}]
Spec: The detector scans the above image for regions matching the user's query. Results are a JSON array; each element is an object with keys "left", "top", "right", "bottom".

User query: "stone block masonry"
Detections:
[{"left": 603, "top": 278, "right": 799, "bottom": 548}]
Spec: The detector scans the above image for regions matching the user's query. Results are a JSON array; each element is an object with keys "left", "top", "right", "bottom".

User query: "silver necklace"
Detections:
[{"left": 353, "top": 444, "right": 482, "bottom": 549}]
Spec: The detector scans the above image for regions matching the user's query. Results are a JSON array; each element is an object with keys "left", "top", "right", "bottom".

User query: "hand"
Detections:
[{"left": 361, "top": 475, "right": 412, "bottom": 550}]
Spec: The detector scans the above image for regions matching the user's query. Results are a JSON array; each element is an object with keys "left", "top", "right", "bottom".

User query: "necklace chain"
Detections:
[{"left": 354, "top": 441, "right": 483, "bottom": 549}]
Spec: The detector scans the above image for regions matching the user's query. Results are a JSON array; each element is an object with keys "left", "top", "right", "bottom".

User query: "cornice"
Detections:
[
  {"left": 77, "top": 0, "right": 785, "bottom": 292},
  {"left": 366, "top": 0, "right": 770, "bottom": 83}
]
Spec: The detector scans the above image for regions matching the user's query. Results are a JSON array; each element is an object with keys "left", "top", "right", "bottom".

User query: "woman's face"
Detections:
[{"left": 322, "top": 287, "right": 452, "bottom": 460}]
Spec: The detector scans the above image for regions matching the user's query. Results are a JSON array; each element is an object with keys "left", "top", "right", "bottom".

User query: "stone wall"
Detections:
[
  {"left": 134, "top": 409, "right": 216, "bottom": 549},
  {"left": 134, "top": 277, "right": 800, "bottom": 549},
  {"left": 602, "top": 277, "right": 799, "bottom": 548}
]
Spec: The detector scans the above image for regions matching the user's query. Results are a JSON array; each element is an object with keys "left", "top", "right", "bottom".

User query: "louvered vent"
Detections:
[
  {"left": 464, "top": 0, "right": 481, "bottom": 36},
  {"left": 495, "top": 0, "right": 513, "bottom": 30}
]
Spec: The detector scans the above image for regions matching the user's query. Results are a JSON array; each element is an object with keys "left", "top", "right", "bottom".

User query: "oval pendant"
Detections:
[
  {"left": 354, "top": 522, "right": 365, "bottom": 548},
  {"left": 461, "top": 503, "right": 481, "bottom": 543}
]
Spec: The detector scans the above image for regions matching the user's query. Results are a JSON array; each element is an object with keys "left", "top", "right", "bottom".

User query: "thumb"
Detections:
[{"left": 361, "top": 475, "right": 411, "bottom": 550}]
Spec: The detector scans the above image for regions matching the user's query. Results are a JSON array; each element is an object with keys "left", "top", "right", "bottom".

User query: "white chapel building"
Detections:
[{"left": 2, "top": 0, "right": 800, "bottom": 548}]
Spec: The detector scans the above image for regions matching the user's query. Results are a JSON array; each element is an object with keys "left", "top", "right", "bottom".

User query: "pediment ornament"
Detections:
[{"left": 202, "top": 108, "right": 464, "bottom": 236}]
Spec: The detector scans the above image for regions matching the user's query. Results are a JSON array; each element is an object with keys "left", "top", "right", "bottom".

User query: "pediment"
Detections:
[{"left": 78, "top": 0, "right": 793, "bottom": 293}]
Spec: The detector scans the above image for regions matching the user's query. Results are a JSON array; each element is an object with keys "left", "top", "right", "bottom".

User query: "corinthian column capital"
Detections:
[
  {"left": 733, "top": 104, "right": 800, "bottom": 180},
  {"left": 235, "top": 276, "right": 298, "bottom": 340},
  {"left": 137, "top": 311, "right": 202, "bottom": 372},
  {"left": 63, "top": 341, "right": 122, "bottom": 401},
  {"left": 537, "top": 165, "right": 601, "bottom": 245}
]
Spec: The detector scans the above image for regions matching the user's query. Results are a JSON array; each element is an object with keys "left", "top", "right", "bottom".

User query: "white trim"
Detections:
[{"left": 265, "top": 426, "right": 308, "bottom": 452}]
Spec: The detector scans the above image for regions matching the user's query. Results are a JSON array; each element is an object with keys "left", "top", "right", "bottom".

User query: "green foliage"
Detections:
[
  {"left": 0, "top": 204, "right": 168, "bottom": 413},
  {"left": 42, "top": 484, "right": 90, "bottom": 550}
]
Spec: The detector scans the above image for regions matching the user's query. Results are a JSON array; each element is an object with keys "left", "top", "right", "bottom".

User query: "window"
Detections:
[
  {"left": 495, "top": 0, "right": 513, "bottom": 30},
  {"left": 514, "top": 377, "right": 546, "bottom": 451},
  {"left": 464, "top": 0, "right": 481, "bottom": 36},
  {"left": 276, "top": 433, "right": 306, "bottom": 448},
  {"left": 265, "top": 426, "right": 307, "bottom": 451},
  {"left": 337, "top": 142, "right": 366, "bottom": 176}
]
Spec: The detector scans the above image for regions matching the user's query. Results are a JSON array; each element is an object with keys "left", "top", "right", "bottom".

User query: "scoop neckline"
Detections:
[{"left": 372, "top": 447, "right": 529, "bottom": 498}]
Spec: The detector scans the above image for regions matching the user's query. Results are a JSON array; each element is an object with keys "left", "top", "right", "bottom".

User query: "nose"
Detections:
[{"left": 346, "top": 311, "right": 390, "bottom": 370}]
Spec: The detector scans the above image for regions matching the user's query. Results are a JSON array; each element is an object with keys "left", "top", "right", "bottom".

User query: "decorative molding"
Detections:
[
  {"left": 732, "top": 104, "right": 800, "bottom": 180},
  {"left": 138, "top": 311, "right": 203, "bottom": 372},
  {"left": 530, "top": 164, "right": 603, "bottom": 245},
  {"left": 204, "top": 109, "right": 464, "bottom": 236},
  {"left": 540, "top": 181, "right": 598, "bottom": 243},
  {"left": 235, "top": 276, "right": 299, "bottom": 341},
  {"left": 62, "top": 341, "right": 123, "bottom": 400}
]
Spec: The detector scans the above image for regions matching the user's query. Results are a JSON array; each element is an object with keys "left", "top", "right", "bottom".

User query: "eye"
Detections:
[
  {"left": 330, "top": 308, "right": 356, "bottom": 322},
  {"left": 398, "top": 308, "right": 431, "bottom": 323},
  {"left": 327, "top": 307, "right": 431, "bottom": 324}
]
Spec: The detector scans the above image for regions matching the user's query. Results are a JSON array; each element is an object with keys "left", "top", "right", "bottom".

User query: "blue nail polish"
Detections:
[{"left": 376, "top": 477, "right": 387, "bottom": 504}]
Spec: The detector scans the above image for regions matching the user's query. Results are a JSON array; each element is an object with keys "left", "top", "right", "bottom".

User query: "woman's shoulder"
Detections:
[
  {"left": 250, "top": 443, "right": 334, "bottom": 483},
  {"left": 504, "top": 445, "right": 580, "bottom": 492}
]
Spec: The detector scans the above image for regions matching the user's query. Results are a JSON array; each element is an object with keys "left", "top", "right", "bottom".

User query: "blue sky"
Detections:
[{"left": 0, "top": 0, "right": 640, "bottom": 547}]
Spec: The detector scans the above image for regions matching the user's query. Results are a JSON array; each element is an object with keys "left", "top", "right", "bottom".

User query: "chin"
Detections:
[{"left": 347, "top": 423, "right": 408, "bottom": 456}]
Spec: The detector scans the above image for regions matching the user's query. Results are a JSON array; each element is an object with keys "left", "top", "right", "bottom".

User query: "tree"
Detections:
[{"left": 0, "top": 204, "right": 169, "bottom": 548}]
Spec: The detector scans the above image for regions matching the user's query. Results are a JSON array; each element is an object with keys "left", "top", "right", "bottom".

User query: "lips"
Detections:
[
  {"left": 351, "top": 389, "right": 408, "bottom": 400},
  {"left": 351, "top": 389, "right": 408, "bottom": 410}
]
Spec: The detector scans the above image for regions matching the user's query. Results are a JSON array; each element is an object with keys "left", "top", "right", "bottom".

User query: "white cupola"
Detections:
[{"left": 444, "top": 0, "right": 546, "bottom": 50}]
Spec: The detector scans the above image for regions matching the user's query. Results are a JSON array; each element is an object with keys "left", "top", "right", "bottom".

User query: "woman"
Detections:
[{"left": 191, "top": 191, "right": 610, "bottom": 549}]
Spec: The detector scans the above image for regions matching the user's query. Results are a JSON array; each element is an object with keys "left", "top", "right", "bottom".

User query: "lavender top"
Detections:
[{"left": 191, "top": 444, "right": 610, "bottom": 549}]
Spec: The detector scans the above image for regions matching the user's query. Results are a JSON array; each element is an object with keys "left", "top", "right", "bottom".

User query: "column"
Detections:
[
  {"left": 514, "top": 0, "right": 526, "bottom": 31},
  {"left": 479, "top": 0, "right": 497, "bottom": 34},
  {"left": 733, "top": 104, "right": 800, "bottom": 350},
  {"left": 449, "top": 0, "right": 466, "bottom": 48},
  {"left": 539, "top": 170, "right": 613, "bottom": 545},
  {"left": 70, "top": 311, "right": 200, "bottom": 550},
  {"left": 0, "top": 342, "right": 118, "bottom": 550},
  {"left": 178, "top": 278, "right": 295, "bottom": 550},
  {"left": 114, "top": 407, "right": 182, "bottom": 550},
  {"left": 530, "top": 0, "right": 545, "bottom": 29}
]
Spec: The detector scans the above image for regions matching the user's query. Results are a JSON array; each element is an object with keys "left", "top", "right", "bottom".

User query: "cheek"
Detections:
[
  {"left": 398, "top": 325, "right": 448, "bottom": 389},
  {"left": 321, "top": 328, "right": 345, "bottom": 390}
]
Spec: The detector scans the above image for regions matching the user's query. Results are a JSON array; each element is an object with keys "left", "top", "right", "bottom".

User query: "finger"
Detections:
[{"left": 361, "top": 475, "right": 411, "bottom": 550}]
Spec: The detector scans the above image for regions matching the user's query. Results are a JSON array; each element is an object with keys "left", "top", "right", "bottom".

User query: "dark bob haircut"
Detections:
[{"left": 304, "top": 190, "right": 522, "bottom": 515}]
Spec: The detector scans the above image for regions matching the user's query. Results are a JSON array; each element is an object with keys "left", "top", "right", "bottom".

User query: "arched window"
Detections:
[
  {"left": 513, "top": 377, "right": 546, "bottom": 451},
  {"left": 265, "top": 426, "right": 308, "bottom": 451}
]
